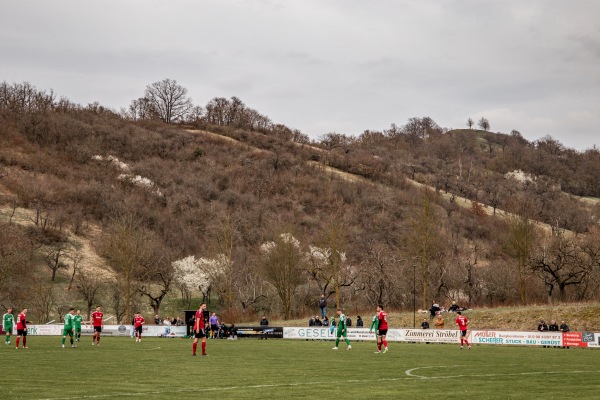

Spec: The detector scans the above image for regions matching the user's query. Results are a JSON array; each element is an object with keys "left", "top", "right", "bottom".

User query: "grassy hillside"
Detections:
[{"left": 261, "top": 303, "right": 600, "bottom": 332}]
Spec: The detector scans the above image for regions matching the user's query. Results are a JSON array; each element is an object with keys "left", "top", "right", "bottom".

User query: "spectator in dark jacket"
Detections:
[
  {"left": 260, "top": 316, "right": 269, "bottom": 326},
  {"left": 559, "top": 321, "right": 570, "bottom": 332},
  {"left": 319, "top": 294, "right": 327, "bottom": 319},
  {"left": 421, "top": 318, "right": 430, "bottom": 329},
  {"left": 356, "top": 316, "right": 363, "bottom": 327},
  {"left": 537, "top": 320, "right": 548, "bottom": 331},
  {"left": 548, "top": 320, "right": 559, "bottom": 331}
]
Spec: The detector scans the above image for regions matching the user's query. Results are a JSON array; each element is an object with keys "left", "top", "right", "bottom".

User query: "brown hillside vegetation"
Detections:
[{"left": 1, "top": 81, "right": 600, "bottom": 325}]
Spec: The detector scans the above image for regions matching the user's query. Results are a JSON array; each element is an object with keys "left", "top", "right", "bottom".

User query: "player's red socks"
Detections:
[
  {"left": 16, "top": 337, "right": 20, "bottom": 347},
  {"left": 192, "top": 342, "right": 197, "bottom": 355},
  {"left": 377, "top": 341, "right": 382, "bottom": 351},
  {"left": 23, "top": 337, "right": 26, "bottom": 346},
  {"left": 201, "top": 342, "right": 206, "bottom": 355},
  {"left": 460, "top": 338, "right": 464, "bottom": 346},
  {"left": 383, "top": 340, "right": 388, "bottom": 348},
  {"left": 464, "top": 339, "right": 470, "bottom": 346}
]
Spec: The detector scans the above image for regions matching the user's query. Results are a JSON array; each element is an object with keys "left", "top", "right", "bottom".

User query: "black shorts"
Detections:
[
  {"left": 135, "top": 326, "right": 143, "bottom": 334},
  {"left": 378, "top": 329, "right": 388, "bottom": 336},
  {"left": 461, "top": 330, "right": 468, "bottom": 337},
  {"left": 94, "top": 326, "right": 102, "bottom": 333},
  {"left": 194, "top": 329, "right": 205, "bottom": 339},
  {"left": 210, "top": 324, "right": 218, "bottom": 331},
  {"left": 17, "top": 329, "right": 27, "bottom": 336}
]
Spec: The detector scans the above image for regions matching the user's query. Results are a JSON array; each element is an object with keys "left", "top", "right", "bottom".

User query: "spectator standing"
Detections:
[
  {"left": 347, "top": 316, "right": 352, "bottom": 327},
  {"left": 537, "top": 320, "right": 548, "bottom": 331},
  {"left": 154, "top": 315, "right": 161, "bottom": 325},
  {"left": 430, "top": 302, "right": 440, "bottom": 319},
  {"left": 356, "top": 316, "right": 363, "bottom": 327},
  {"left": 560, "top": 321, "right": 571, "bottom": 349},
  {"left": 308, "top": 316, "right": 315, "bottom": 326},
  {"left": 421, "top": 318, "right": 430, "bottom": 329},
  {"left": 322, "top": 316, "right": 329, "bottom": 327},
  {"left": 163, "top": 317, "right": 172, "bottom": 337},
  {"left": 435, "top": 314, "right": 445, "bottom": 329},
  {"left": 548, "top": 320, "right": 559, "bottom": 331},
  {"left": 209, "top": 313, "right": 219, "bottom": 339},
  {"left": 319, "top": 294, "right": 327, "bottom": 319},
  {"left": 260, "top": 316, "right": 269, "bottom": 326}
]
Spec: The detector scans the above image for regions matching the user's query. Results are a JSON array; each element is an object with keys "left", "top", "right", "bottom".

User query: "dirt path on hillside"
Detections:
[
  {"left": 0, "top": 205, "right": 114, "bottom": 280},
  {"left": 186, "top": 129, "right": 565, "bottom": 235}
]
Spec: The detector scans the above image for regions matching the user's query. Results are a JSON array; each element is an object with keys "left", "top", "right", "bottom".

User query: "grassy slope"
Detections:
[
  {"left": 2, "top": 337, "right": 598, "bottom": 399},
  {"left": 261, "top": 303, "right": 600, "bottom": 331}
]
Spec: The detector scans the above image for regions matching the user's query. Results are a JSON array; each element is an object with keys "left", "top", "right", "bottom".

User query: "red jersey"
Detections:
[
  {"left": 92, "top": 311, "right": 104, "bottom": 327},
  {"left": 133, "top": 316, "right": 145, "bottom": 328},
  {"left": 16, "top": 313, "right": 26, "bottom": 330},
  {"left": 195, "top": 310, "right": 205, "bottom": 330},
  {"left": 378, "top": 311, "right": 388, "bottom": 330},
  {"left": 455, "top": 315, "right": 469, "bottom": 330}
]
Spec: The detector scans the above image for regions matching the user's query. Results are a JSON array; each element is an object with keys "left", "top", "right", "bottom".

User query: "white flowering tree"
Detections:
[
  {"left": 173, "top": 256, "right": 211, "bottom": 306},
  {"left": 260, "top": 233, "right": 306, "bottom": 320},
  {"left": 173, "top": 254, "right": 229, "bottom": 306}
]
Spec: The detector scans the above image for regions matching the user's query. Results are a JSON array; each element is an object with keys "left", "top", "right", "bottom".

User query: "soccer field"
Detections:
[{"left": 1, "top": 337, "right": 598, "bottom": 399}]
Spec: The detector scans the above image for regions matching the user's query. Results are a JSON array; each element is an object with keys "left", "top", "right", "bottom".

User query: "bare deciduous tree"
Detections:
[{"left": 144, "top": 78, "right": 192, "bottom": 123}]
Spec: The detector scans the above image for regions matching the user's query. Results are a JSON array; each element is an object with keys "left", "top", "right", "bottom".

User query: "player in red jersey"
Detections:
[
  {"left": 133, "top": 312, "right": 145, "bottom": 342},
  {"left": 15, "top": 308, "right": 29, "bottom": 349},
  {"left": 455, "top": 311, "right": 471, "bottom": 349},
  {"left": 192, "top": 303, "right": 207, "bottom": 356},
  {"left": 91, "top": 305, "right": 104, "bottom": 346},
  {"left": 376, "top": 305, "right": 389, "bottom": 353}
]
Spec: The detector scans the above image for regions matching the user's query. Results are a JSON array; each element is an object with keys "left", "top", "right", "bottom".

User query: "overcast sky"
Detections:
[{"left": 1, "top": 1, "right": 599, "bottom": 150}]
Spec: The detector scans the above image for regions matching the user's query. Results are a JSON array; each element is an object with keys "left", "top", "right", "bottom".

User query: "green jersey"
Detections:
[
  {"left": 3, "top": 313, "right": 14, "bottom": 329},
  {"left": 74, "top": 315, "right": 83, "bottom": 328},
  {"left": 63, "top": 313, "right": 75, "bottom": 330},
  {"left": 369, "top": 314, "right": 379, "bottom": 331},
  {"left": 337, "top": 313, "right": 347, "bottom": 333}
]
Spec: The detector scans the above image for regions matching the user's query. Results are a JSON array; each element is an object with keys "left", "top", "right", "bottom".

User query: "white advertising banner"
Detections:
[
  {"left": 470, "top": 330, "right": 562, "bottom": 346},
  {"left": 402, "top": 329, "right": 461, "bottom": 343},
  {"left": 283, "top": 327, "right": 404, "bottom": 341},
  {"left": 24, "top": 325, "right": 187, "bottom": 337}
]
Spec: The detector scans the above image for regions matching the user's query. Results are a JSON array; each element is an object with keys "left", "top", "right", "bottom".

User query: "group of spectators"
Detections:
[
  {"left": 421, "top": 314, "right": 446, "bottom": 329},
  {"left": 153, "top": 315, "right": 185, "bottom": 326},
  {"left": 537, "top": 319, "right": 570, "bottom": 332},
  {"left": 308, "top": 315, "right": 364, "bottom": 327},
  {"left": 428, "top": 300, "right": 466, "bottom": 319}
]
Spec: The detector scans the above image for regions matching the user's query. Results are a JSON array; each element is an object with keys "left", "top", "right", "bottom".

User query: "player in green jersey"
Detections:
[
  {"left": 368, "top": 311, "right": 379, "bottom": 353},
  {"left": 332, "top": 308, "right": 352, "bottom": 350},
  {"left": 62, "top": 308, "right": 76, "bottom": 349},
  {"left": 74, "top": 310, "right": 86, "bottom": 342},
  {"left": 3, "top": 308, "right": 14, "bottom": 345}
]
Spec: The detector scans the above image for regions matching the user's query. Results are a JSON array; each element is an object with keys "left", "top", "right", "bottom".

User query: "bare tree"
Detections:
[
  {"left": 467, "top": 118, "right": 474, "bottom": 129},
  {"left": 101, "top": 214, "right": 149, "bottom": 322},
  {"left": 260, "top": 233, "right": 306, "bottom": 320},
  {"left": 478, "top": 117, "right": 490, "bottom": 131},
  {"left": 144, "top": 78, "right": 193, "bottom": 123},
  {"left": 75, "top": 270, "right": 103, "bottom": 319},
  {"left": 45, "top": 240, "right": 72, "bottom": 282}
]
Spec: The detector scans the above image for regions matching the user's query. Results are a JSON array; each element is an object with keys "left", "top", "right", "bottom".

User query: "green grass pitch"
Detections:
[{"left": 0, "top": 337, "right": 598, "bottom": 399}]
